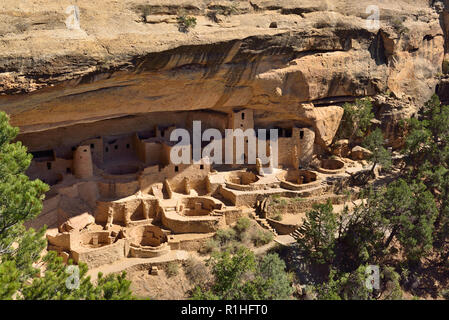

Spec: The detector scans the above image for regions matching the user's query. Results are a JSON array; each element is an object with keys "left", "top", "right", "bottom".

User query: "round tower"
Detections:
[{"left": 73, "top": 145, "right": 93, "bottom": 179}]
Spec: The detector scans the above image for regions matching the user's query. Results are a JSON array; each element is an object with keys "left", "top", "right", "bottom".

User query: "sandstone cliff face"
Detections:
[{"left": 0, "top": 0, "right": 445, "bottom": 148}]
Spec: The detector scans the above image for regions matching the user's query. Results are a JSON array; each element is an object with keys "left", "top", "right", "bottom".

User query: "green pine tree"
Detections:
[
  {"left": 362, "top": 128, "right": 392, "bottom": 174},
  {"left": 296, "top": 201, "right": 338, "bottom": 265},
  {"left": 192, "top": 247, "right": 293, "bottom": 300},
  {"left": 337, "top": 98, "right": 374, "bottom": 144}
]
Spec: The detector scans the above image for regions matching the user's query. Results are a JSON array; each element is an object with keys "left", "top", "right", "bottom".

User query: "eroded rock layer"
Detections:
[{"left": 0, "top": 0, "right": 446, "bottom": 147}]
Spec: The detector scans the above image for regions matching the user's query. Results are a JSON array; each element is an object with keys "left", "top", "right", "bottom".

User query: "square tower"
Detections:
[{"left": 228, "top": 109, "right": 254, "bottom": 131}]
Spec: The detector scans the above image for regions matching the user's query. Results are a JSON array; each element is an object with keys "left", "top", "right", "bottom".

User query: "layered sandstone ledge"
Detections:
[{"left": 0, "top": 0, "right": 447, "bottom": 144}]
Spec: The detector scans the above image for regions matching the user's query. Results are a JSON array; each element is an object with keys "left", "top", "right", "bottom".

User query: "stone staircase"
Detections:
[
  {"left": 247, "top": 209, "right": 278, "bottom": 236},
  {"left": 272, "top": 227, "right": 301, "bottom": 247},
  {"left": 290, "top": 227, "right": 301, "bottom": 241}
]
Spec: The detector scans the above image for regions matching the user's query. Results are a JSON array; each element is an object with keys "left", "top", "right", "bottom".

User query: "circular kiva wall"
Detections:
[
  {"left": 178, "top": 197, "right": 223, "bottom": 216},
  {"left": 225, "top": 171, "right": 261, "bottom": 191},
  {"left": 98, "top": 164, "right": 142, "bottom": 198},
  {"left": 129, "top": 225, "right": 167, "bottom": 246},
  {"left": 128, "top": 225, "right": 169, "bottom": 258},
  {"left": 278, "top": 169, "right": 320, "bottom": 191},
  {"left": 103, "top": 164, "right": 141, "bottom": 177},
  {"left": 317, "top": 159, "right": 346, "bottom": 174}
]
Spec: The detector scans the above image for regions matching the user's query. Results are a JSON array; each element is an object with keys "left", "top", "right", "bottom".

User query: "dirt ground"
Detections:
[
  {"left": 280, "top": 213, "right": 305, "bottom": 225},
  {"left": 273, "top": 197, "right": 364, "bottom": 225},
  {"left": 129, "top": 267, "right": 194, "bottom": 300},
  {"left": 128, "top": 252, "right": 210, "bottom": 299}
]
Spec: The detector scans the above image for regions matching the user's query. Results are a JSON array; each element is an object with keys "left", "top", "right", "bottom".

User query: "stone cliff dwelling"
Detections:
[
  {"left": 7, "top": 0, "right": 439, "bottom": 274},
  {"left": 2, "top": 0, "right": 448, "bottom": 300},
  {"left": 22, "top": 106, "right": 351, "bottom": 269}
]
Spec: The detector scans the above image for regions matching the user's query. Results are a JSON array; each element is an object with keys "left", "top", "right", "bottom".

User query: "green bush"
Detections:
[
  {"left": 271, "top": 195, "right": 287, "bottom": 207},
  {"left": 192, "top": 248, "right": 293, "bottom": 300},
  {"left": 271, "top": 212, "right": 282, "bottom": 221},
  {"left": 215, "top": 228, "right": 237, "bottom": 245},
  {"left": 250, "top": 229, "right": 274, "bottom": 247},
  {"left": 177, "top": 15, "right": 197, "bottom": 32},
  {"left": 200, "top": 238, "right": 219, "bottom": 254},
  {"left": 235, "top": 217, "right": 251, "bottom": 233},
  {"left": 166, "top": 262, "right": 179, "bottom": 278},
  {"left": 223, "top": 240, "right": 243, "bottom": 253}
]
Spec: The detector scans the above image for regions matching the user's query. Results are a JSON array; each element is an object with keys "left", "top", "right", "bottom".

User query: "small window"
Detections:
[
  {"left": 175, "top": 166, "right": 179, "bottom": 172},
  {"left": 71, "top": 147, "right": 76, "bottom": 151},
  {"left": 105, "top": 147, "right": 109, "bottom": 152},
  {"left": 90, "top": 144, "right": 94, "bottom": 149},
  {"left": 200, "top": 164, "right": 204, "bottom": 170},
  {"left": 126, "top": 144, "right": 130, "bottom": 149},
  {"left": 300, "top": 131, "right": 304, "bottom": 139},
  {"left": 47, "top": 162, "right": 52, "bottom": 170},
  {"left": 66, "top": 167, "right": 71, "bottom": 174},
  {"left": 241, "top": 112, "right": 245, "bottom": 120},
  {"left": 83, "top": 149, "right": 87, "bottom": 152},
  {"left": 114, "top": 145, "right": 118, "bottom": 150}
]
